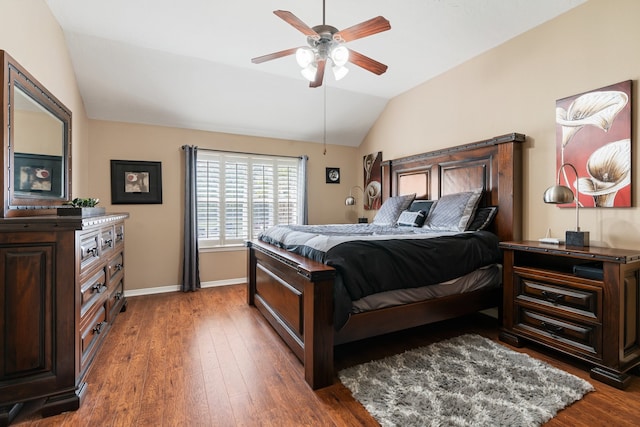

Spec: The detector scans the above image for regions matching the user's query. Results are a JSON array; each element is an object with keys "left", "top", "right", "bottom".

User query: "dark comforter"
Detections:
[{"left": 259, "top": 224, "right": 501, "bottom": 328}]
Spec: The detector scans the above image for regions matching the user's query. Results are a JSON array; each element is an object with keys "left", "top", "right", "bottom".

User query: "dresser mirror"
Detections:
[{"left": 1, "top": 50, "right": 72, "bottom": 217}]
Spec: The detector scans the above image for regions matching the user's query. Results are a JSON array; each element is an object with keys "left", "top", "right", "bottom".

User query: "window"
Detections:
[{"left": 197, "top": 151, "right": 305, "bottom": 248}]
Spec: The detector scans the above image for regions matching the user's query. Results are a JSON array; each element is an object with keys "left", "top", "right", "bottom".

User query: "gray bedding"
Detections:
[{"left": 259, "top": 224, "right": 502, "bottom": 329}]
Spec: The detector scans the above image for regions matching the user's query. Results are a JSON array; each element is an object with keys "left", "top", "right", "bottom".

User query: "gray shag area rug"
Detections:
[{"left": 339, "top": 334, "right": 594, "bottom": 427}]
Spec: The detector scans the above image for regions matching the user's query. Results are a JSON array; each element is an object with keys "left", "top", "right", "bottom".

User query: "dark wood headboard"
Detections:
[{"left": 381, "top": 133, "right": 525, "bottom": 242}]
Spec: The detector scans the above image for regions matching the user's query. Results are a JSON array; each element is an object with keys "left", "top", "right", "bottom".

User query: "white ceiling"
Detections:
[{"left": 45, "top": 0, "right": 586, "bottom": 147}]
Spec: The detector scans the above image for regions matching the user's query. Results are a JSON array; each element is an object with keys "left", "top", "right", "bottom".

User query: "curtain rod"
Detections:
[{"left": 181, "top": 145, "right": 304, "bottom": 160}]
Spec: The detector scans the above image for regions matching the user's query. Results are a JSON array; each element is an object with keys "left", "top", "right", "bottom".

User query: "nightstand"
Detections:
[{"left": 499, "top": 241, "right": 640, "bottom": 389}]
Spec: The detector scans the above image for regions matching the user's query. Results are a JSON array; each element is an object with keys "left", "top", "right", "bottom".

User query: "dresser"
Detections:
[
  {"left": 0, "top": 213, "right": 128, "bottom": 425},
  {"left": 499, "top": 241, "right": 640, "bottom": 389}
]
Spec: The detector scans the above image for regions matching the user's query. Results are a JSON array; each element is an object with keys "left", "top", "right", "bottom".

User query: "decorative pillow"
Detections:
[
  {"left": 397, "top": 210, "right": 427, "bottom": 227},
  {"left": 372, "top": 193, "right": 416, "bottom": 226},
  {"left": 467, "top": 206, "right": 498, "bottom": 231},
  {"left": 423, "top": 190, "right": 483, "bottom": 232},
  {"left": 408, "top": 200, "right": 435, "bottom": 215}
]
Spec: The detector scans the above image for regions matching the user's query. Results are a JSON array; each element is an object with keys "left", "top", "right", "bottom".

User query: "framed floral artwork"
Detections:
[
  {"left": 363, "top": 151, "right": 382, "bottom": 210},
  {"left": 555, "top": 80, "right": 632, "bottom": 207}
]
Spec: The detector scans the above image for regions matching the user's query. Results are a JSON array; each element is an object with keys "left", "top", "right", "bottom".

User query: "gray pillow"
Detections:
[
  {"left": 423, "top": 190, "right": 483, "bottom": 232},
  {"left": 372, "top": 194, "right": 416, "bottom": 226}
]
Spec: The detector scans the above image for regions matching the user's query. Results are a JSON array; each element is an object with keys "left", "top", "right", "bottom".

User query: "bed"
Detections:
[{"left": 246, "top": 132, "right": 525, "bottom": 389}]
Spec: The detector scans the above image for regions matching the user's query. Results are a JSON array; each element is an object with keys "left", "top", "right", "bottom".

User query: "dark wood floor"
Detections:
[{"left": 11, "top": 284, "right": 640, "bottom": 426}]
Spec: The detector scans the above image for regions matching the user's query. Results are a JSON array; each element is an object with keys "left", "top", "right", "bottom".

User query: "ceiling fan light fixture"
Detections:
[
  {"left": 296, "top": 47, "right": 315, "bottom": 68},
  {"left": 301, "top": 64, "right": 317, "bottom": 82},
  {"left": 332, "top": 65, "right": 349, "bottom": 81},
  {"left": 330, "top": 45, "right": 349, "bottom": 67},
  {"left": 252, "top": 5, "right": 390, "bottom": 88}
]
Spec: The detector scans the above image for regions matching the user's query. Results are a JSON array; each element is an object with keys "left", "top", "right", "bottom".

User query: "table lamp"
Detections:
[{"left": 543, "top": 163, "right": 589, "bottom": 247}]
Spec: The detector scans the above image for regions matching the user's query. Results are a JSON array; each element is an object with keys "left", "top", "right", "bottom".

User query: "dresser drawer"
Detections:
[
  {"left": 107, "top": 252, "right": 124, "bottom": 284},
  {"left": 513, "top": 267, "right": 602, "bottom": 321},
  {"left": 78, "top": 230, "right": 101, "bottom": 275},
  {"left": 80, "top": 303, "right": 108, "bottom": 370},
  {"left": 100, "top": 226, "right": 115, "bottom": 256},
  {"left": 515, "top": 306, "right": 602, "bottom": 360},
  {"left": 114, "top": 223, "right": 125, "bottom": 249},
  {"left": 108, "top": 279, "right": 125, "bottom": 321},
  {"left": 80, "top": 267, "right": 108, "bottom": 317}
]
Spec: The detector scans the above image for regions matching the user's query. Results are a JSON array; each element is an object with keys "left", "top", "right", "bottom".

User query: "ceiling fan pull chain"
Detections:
[{"left": 323, "top": 84, "right": 327, "bottom": 155}]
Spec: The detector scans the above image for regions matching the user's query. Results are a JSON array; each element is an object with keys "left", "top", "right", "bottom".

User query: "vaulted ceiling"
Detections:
[{"left": 45, "top": 0, "right": 586, "bottom": 147}]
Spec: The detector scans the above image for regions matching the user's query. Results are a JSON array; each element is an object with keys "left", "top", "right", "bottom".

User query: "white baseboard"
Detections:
[{"left": 124, "top": 277, "right": 246, "bottom": 298}]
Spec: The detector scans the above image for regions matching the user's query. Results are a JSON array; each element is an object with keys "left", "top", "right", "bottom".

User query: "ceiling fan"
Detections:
[{"left": 251, "top": 0, "right": 391, "bottom": 88}]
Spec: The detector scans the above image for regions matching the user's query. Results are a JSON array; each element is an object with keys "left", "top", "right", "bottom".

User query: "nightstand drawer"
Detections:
[
  {"left": 514, "top": 268, "right": 601, "bottom": 321},
  {"left": 515, "top": 307, "right": 601, "bottom": 360}
]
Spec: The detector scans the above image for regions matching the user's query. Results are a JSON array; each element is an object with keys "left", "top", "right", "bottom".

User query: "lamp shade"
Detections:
[
  {"left": 300, "top": 64, "right": 317, "bottom": 82},
  {"left": 296, "top": 47, "right": 314, "bottom": 68},
  {"left": 543, "top": 185, "right": 575, "bottom": 204},
  {"left": 330, "top": 45, "right": 349, "bottom": 66},
  {"left": 542, "top": 162, "right": 589, "bottom": 247}
]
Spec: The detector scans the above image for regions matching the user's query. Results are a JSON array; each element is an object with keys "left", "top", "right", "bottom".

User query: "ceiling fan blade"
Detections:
[
  {"left": 251, "top": 47, "right": 300, "bottom": 64},
  {"left": 348, "top": 49, "right": 388, "bottom": 75},
  {"left": 333, "top": 16, "right": 391, "bottom": 43},
  {"left": 274, "top": 10, "right": 320, "bottom": 40},
  {"left": 309, "top": 59, "right": 326, "bottom": 88}
]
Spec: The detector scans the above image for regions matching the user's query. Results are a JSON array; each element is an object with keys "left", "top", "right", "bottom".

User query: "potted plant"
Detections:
[{"left": 57, "top": 197, "right": 106, "bottom": 216}]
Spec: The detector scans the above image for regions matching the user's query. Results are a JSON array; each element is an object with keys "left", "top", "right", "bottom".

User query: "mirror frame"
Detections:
[{"left": 1, "top": 50, "right": 72, "bottom": 217}]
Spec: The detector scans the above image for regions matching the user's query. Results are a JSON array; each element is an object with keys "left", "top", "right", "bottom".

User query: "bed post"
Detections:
[
  {"left": 303, "top": 276, "right": 334, "bottom": 389},
  {"left": 497, "top": 137, "right": 523, "bottom": 241},
  {"left": 247, "top": 241, "right": 257, "bottom": 306}
]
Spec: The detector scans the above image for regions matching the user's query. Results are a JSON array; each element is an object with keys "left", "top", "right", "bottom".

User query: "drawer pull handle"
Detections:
[
  {"left": 93, "top": 321, "right": 107, "bottom": 334},
  {"left": 88, "top": 247, "right": 98, "bottom": 257},
  {"left": 91, "top": 283, "right": 105, "bottom": 293},
  {"left": 541, "top": 321, "right": 564, "bottom": 335},
  {"left": 541, "top": 290, "right": 565, "bottom": 304},
  {"left": 115, "top": 263, "right": 123, "bottom": 271},
  {"left": 115, "top": 292, "right": 123, "bottom": 300},
  {"left": 116, "top": 232, "right": 124, "bottom": 240},
  {"left": 104, "top": 239, "right": 113, "bottom": 247}
]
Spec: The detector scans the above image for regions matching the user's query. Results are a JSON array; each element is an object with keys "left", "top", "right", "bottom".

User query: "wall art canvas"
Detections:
[
  {"left": 555, "top": 80, "right": 632, "bottom": 208},
  {"left": 363, "top": 151, "right": 382, "bottom": 210}
]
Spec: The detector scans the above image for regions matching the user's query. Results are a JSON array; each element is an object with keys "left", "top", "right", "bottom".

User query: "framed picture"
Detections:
[
  {"left": 14, "top": 152, "right": 64, "bottom": 198},
  {"left": 110, "top": 160, "right": 163, "bottom": 204},
  {"left": 363, "top": 151, "right": 382, "bottom": 210},
  {"left": 555, "top": 80, "right": 632, "bottom": 207},
  {"left": 326, "top": 167, "right": 340, "bottom": 184}
]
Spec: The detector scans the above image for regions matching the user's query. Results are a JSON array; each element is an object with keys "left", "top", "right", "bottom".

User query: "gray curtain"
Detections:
[
  {"left": 181, "top": 145, "right": 201, "bottom": 291},
  {"left": 300, "top": 155, "right": 309, "bottom": 225}
]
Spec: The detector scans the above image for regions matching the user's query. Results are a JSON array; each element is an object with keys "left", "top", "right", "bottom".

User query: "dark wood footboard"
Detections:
[{"left": 247, "top": 239, "right": 336, "bottom": 389}]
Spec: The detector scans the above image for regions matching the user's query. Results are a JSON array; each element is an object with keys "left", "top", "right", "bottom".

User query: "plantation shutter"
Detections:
[{"left": 197, "top": 151, "right": 303, "bottom": 248}]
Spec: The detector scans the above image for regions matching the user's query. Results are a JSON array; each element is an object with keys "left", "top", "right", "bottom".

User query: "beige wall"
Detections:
[
  {"left": 88, "top": 120, "right": 358, "bottom": 290},
  {"left": 6, "top": 0, "right": 640, "bottom": 292},
  {"left": 360, "top": 0, "right": 640, "bottom": 250},
  {"left": 0, "top": 0, "right": 90, "bottom": 196}
]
